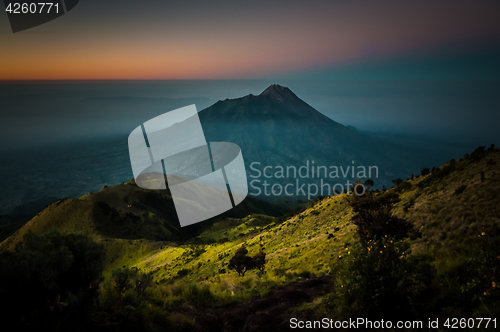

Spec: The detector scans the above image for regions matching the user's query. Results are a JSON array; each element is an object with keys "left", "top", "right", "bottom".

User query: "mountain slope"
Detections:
[
  {"left": 0, "top": 179, "right": 288, "bottom": 253},
  {"left": 1, "top": 145, "right": 498, "bottom": 330},
  {"left": 123, "top": 146, "right": 500, "bottom": 330},
  {"left": 391, "top": 145, "right": 500, "bottom": 253},
  {"left": 127, "top": 147, "right": 500, "bottom": 280}
]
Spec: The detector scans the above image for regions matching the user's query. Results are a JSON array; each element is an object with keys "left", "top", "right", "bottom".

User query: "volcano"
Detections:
[{"left": 198, "top": 84, "right": 417, "bottom": 196}]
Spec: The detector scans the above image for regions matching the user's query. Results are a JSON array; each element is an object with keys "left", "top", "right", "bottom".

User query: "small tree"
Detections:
[
  {"left": 391, "top": 178, "right": 403, "bottom": 186},
  {"left": 228, "top": 246, "right": 255, "bottom": 276},
  {"left": 252, "top": 250, "right": 266, "bottom": 274},
  {"left": 421, "top": 168, "right": 430, "bottom": 176},
  {"left": 349, "top": 179, "right": 366, "bottom": 196}
]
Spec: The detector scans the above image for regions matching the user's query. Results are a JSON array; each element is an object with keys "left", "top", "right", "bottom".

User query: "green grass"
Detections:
[{"left": 2, "top": 147, "right": 499, "bottom": 329}]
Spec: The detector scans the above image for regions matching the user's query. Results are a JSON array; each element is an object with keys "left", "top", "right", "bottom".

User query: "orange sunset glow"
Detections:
[{"left": 1, "top": 0, "right": 500, "bottom": 80}]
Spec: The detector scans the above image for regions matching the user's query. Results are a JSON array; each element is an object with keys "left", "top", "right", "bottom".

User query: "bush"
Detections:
[
  {"left": 394, "top": 181, "right": 411, "bottom": 193},
  {"left": 392, "top": 178, "right": 403, "bottom": 186},
  {"left": 0, "top": 230, "right": 105, "bottom": 330},
  {"left": 97, "top": 267, "right": 170, "bottom": 330},
  {"left": 468, "top": 146, "right": 487, "bottom": 162},
  {"left": 181, "top": 283, "right": 215, "bottom": 307},
  {"left": 327, "top": 191, "right": 434, "bottom": 319},
  {"left": 454, "top": 185, "right": 467, "bottom": 195},
  {"left": 364, "top": 179, "right": 375, "bottom": 190},
  {"left": 455, "top": 228, "right": 500, "bottom": 316},
  {"left": 347, "top": 191, "right": 416, "bottom": 242},
  {"left": 325, "top": 238, "right": 435, "bottom": 319},
  {"left": 177, "top": 268, "right": 190, "bottom": 278},
  {"left": 252, "top": 250, "right": 266, "bottom": 274}
]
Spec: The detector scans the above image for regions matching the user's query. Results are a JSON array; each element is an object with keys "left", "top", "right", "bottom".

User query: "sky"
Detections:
[{"left": 1, "top": 0, "right": 500, "bottom": 80}]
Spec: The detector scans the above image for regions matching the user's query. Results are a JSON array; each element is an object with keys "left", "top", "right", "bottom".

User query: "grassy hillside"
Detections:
[
  {"left": 0, "top": 179, "right": 288, "bottom": 272},
  {"left": 392, "top": 146, "right": 500, "bottom": 254},
  {"left": 117, "top": 146, "right": 499, "bottom": 287},
  {"left": 1, "top": 146, "right": 499, "bottom": 331}
]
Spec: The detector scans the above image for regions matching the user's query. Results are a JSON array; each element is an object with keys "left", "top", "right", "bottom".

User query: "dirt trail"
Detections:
[{"left": 181, "top": 275, "right": 333, "bottom": 332}]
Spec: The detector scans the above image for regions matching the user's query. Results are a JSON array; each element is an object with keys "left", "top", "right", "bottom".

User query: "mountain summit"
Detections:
[
  {"left": 259, "top": 84, "right": 298, "bottom": 101},
  {"left": 200, "top": 84, "right": 336, "bottom": 124}
]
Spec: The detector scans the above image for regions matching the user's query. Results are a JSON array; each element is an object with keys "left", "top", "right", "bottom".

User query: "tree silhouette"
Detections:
[
  {"left": 228, "top": 246, "right": 254, "bottom": 276},
  {"left": 228, "top": 246, "right": 266, "bottom": 276},
  {"left": 391, "top": 178, "right": 403, "bottom": 186},
  {"left": 252, "top": 250, "right": 266, "bottom": 274}
]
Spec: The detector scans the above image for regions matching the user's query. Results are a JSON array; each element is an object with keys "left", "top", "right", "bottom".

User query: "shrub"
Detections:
[
  {"left": 181, "top": 283, "right": 215, "bottom": 307},
  {"left": 454, "top": 185, "right": 467, "bottom": 195},
  {"left": 273, "top": 268, "right": 287, "bottom": 277},
  {"left": 364, "top": 179, "right": 374, "bottom": 190},
  {"left": 96, "top": 267, "right": 173, "bottom": 330},
  {"left": 392, "top": 178, "right": 403, "bottom": 186},
  {"left": 177, "top": 268, "right": 190, "bottom": 278},
  {"left": 252, "top": 250, "right": 267, "bottom": 274},
  {"left": 325, "top": 238, "right": 435, "bottom": 319},
  {"left": 347, "top": 191, "right": 416, "bottom": 242},
  {"left": 468, "top": 146, "right": 486, "bottom": 162},
  {"left": 403, "top": 198, "right": 415, "bottom": 212},
  {"left": 0, "top": 230, "right": 105, "bottom": 329},
  {"left": 394, "top": 181, "right": 411, "bottom": 193}
]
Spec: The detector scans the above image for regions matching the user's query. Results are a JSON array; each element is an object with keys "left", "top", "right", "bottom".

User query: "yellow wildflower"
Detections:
[
  {"left": 482, "top": 232, "right": 485, "bottom": 236},
  {"left": 380, "top": 251, "right": 383, "bottom": 253},
  {"left": 493, "top": 282, "right": 497, "bottom": 288},
  {"left": 348, "top": 251, "right": 350, "bottom": 255}
]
